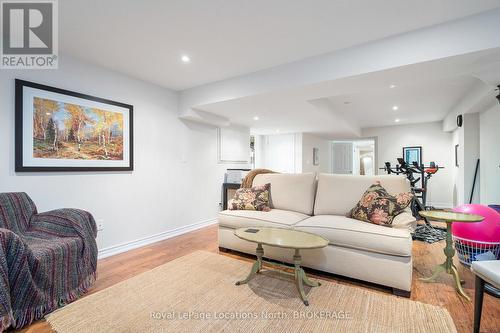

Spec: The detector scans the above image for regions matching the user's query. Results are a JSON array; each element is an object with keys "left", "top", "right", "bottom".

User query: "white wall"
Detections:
[
  {"left": 480, "top": 105, "right": 500, "bottom": 205},
  {"left": 0, "top": 55, "right": 249, "bottom": 254},
  {"left": 362, "top": 121, "right": 454, "bottom": 208},
  {"left": 452, "top": 129, "right": 460, "bottom": 206},
  {"left": 442, "top": 83, "right": 493, "bottom": 132},
  {"left": 301, "top": 133, "right": 331, "bottom": 173},
  {"left": 255, "top": 132, "right": 331, "bottom": 174},
  {"left": 294, "top": 133, "right": 303, "bottom": 173},
  {"left": 460, "top": 113, "right": 481, "bottom": 205},
  {"left": 217, "top": 125, "right": 250, "bottom": 163},
  {"left": 256, "top": 133, "right": 301, "bottom": 173},
  {"left": 253, "top": 135, "right": 264, "bottom": 169},
  {"left": 448, "top": 97, "right": 499, "bottom": 207},
  {"left": 254, "top": 132, "right": 333, "bottom": 174},
  {"left": 452, "top": 113, "right": 481, "bottom": 206}
]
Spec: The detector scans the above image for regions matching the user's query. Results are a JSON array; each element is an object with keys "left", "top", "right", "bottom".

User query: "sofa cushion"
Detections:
[
  {"left": 294, "top": 215, "right": 412, "bottom": 257},
  {"left": 218, "top": 209, "right": 309, "bottom": 229},
  {"left": 314, "top": 174, "right": 411, "bottom": 216},
  {"left": 392, "top": 211, "right": 417, "bottom": 231},
  {"left": 253, "top": 173, "right": 316, "bottom": 215}
]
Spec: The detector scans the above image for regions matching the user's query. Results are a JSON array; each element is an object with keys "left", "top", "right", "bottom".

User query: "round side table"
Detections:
[{"left": 419, "top": 210, "right": 484, "bottom": 301}]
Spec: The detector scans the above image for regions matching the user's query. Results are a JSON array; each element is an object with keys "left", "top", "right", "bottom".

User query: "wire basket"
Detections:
[{"left": 452, "top": 235, "right": 500, "bottom": 266}]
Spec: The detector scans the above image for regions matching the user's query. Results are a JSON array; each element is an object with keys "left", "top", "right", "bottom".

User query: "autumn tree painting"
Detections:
[{"left": 33, "top": 97, "right": 124, "bottom": 160}]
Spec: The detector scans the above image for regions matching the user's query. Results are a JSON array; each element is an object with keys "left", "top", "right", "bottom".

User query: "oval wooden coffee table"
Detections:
[{"left": 234, "top": 227, "right": 329, "bottom": 306}]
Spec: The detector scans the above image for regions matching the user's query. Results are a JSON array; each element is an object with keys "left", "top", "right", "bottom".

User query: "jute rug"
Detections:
[{"left": 46, "top": 251, "right": 457, "bottom": 333}]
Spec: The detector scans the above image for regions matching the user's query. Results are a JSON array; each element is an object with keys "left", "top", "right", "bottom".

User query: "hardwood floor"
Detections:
[{"left": 17, "top": 224, "right": 499, "bottom": 333}]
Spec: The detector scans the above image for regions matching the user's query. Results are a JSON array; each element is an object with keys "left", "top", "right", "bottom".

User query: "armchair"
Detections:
[{"left": 0, "top": 192, "right": 97, "bottom": 331}]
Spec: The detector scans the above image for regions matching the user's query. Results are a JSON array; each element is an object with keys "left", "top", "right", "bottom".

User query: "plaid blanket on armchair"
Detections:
[{"left": 0, "top": 193, "right": 97, "bottom": 331}]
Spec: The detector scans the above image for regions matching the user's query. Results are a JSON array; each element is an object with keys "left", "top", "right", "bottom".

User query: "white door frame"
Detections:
[{"left": 330, "top": 137, "right": 378, "bottom": 174}]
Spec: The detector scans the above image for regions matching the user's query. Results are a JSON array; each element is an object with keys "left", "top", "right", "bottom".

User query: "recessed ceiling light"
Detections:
[
  {"left": 181, "top": 55, "right": 190, "bottom": 63},
  {"left": 46, "top": 112, "right": 51, "bottom": 115},
  {"left": 392, "top": 105, "right": 399, "bottom": 111},
  {"left": 395, "top": 118, "right": 400, "bottom": 123},
  {"left": 276, "top": 129, "right": 280, "bottom": 133},
  {"left": 253, "top": 116, "right": 259, "bottom": 121},
  {"left": 390, "top": 84, "right": 396, "bottom": 89}
]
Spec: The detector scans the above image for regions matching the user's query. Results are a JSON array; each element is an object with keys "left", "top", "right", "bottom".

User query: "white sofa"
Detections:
[{"left": 218, "top": 173, "right": 416, "bottom": 295}]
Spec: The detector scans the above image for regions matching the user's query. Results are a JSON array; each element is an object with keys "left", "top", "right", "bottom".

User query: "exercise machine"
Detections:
[
  {"left": 381, "top": 158, "right": 446, "bottom": 242},
  {"left": 382, "top": 158, "right": 444, "bottom": 214},
  {"left": 408, "top": 159, "right": 444, "bottom": 211}
]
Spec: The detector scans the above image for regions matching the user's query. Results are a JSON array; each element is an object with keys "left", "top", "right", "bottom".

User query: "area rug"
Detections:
[{"left": 46, "top": 251, "right": 457, "bottom": 333}]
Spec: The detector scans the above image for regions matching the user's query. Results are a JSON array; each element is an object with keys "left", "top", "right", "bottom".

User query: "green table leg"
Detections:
[
  {"left": 236, "top": 246, "right": 322, "bottom": 305},
  {"left": 236, "top": 243, "right": 263, "bottom": 285},
  {"left": 420, "top": 263, "right": 446, "bottom": 283},
  {"left": 293, "top": 249, "right": 321, "bottom": 306},
  {"left": 300, "top": 268, "right": 321, "bottom": 287},
  {"left": 420, "top": 222, "right": 470, "bottom": 300},
  {"left": 293, "top": 249, "right": 308, "bottom": 305},
  {"left": 451, "top": 264, "right": 470, "bottom": 301}
]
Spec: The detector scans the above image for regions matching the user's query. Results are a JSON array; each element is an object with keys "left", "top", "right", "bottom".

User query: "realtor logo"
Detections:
[{"left": 1, "top": 0, "right": 58, "bottom": 69}]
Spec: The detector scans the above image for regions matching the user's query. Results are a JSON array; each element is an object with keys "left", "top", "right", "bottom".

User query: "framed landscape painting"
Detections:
[{"left": 15, "top": 79, "right": 133, "bottom": 172}]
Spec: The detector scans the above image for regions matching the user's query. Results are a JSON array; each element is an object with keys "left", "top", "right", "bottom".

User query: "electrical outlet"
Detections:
[{"left": 97, "top": 219, "right": 104, "bottom": 232}]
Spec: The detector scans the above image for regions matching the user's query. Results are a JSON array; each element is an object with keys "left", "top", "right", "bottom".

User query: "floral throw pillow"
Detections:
[
  {"left": 228, "top": 183, "right": 271, "bottom": 212},
  {"left": 348, "top": 183, "right": 413, "bottom": 226}
]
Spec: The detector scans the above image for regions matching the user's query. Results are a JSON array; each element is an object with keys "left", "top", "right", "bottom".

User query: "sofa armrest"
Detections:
[
  {"left": 392, "top": 212, "right": 417, "bottom": 232},
  {"left": 30, "top": 208, "right": 98, "bottom": 269},
  {"left": 30, "top": 208, "right": 97, "bottom": 240},
  {"left": 0, "top": 227, "right": 22, "bottom": 245}
]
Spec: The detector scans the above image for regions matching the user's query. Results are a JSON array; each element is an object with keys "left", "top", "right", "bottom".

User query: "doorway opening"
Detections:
[{"left": 331, "top": 139, "right": 376, "bottom": 176}]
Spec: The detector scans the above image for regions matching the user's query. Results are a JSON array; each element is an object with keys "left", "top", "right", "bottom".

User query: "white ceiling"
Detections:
[
  {"left": 325, "top": 77, "right": 480, "bottom": 129},
  {"left": 60, "top": 0, "right": 500, "bottom": 91},
  {"left": 198, "top": 48, "right": 500, "bottom": 137}
]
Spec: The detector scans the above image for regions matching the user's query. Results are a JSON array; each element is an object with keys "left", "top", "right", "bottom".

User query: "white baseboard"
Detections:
[{"left": 97, "top": 218, "right": 217, "bottom": 259}]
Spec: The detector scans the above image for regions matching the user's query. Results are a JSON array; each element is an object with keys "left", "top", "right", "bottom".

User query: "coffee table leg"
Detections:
[
  {"left": 293, "top": 249, "right": 309, "bottom": 306},
  {"left": 236, "top": 243, "right": 263, "bottom": 286},
  {"left": 300, "top": 268, "right": 321, "bottom": 287},
  {"left": 293, "top": 249, "right": 322, "bottom": 305}
]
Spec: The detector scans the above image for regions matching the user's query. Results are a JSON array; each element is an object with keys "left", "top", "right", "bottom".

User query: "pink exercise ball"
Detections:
[{"left": 451, "top": 204, "right": 500, "bottom": 242}]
